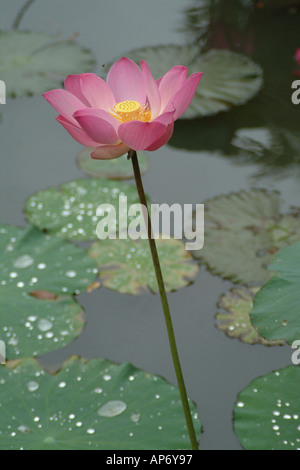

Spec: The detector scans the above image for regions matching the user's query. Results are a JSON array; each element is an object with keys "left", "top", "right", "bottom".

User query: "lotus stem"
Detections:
[{"left": 128, "top": 149, "right": 198, "bottom": 450}]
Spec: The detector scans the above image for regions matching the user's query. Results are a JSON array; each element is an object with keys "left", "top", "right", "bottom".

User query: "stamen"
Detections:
[{"left": 109, "top": 100, "right": 151, "bottom": 123}]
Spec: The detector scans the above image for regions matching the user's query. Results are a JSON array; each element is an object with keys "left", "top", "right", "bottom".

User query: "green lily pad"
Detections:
[
  {"left": 25, "top": 179, "right": 144, "bottom": 241},
  {"left": 88, "top": 237, "right": 199, "bottom": 294},
  {"left": 215, "top": 286, "right": 284, "bottom": 345},
  {"left": 234, "top": 365, "right": 300, "bottom": 450},
  {"left": 76, "top": 148, "right": 149, "bottom": 179},
  {"left": 103, "top": 45, "right": 263, "bottom": 119},
  {"left": 0, "top": 356, "right": 201, "bottom": 450},
  {"left": 0, "top": 224, "right": 98, "bottom": 359},
  {"left": 250, "top": 242, "right": 300, "bottom": 345},
  {"left": 0, "top": 31, "right": 95, "bottom": 98},
  {"left": 191, "top": 189, "right": 300, "bottom": 285}
]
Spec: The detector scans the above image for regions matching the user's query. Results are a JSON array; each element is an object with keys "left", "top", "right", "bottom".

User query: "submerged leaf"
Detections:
[{"left": 0, "top": 357, "right": 201, "bottom": 450}]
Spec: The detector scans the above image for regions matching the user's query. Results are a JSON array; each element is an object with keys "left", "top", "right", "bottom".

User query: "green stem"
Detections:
[
  {"left": 129, "top": 149, "right": 198, "bottom": 450},
  {"left": 12, "top": 0, "right": 36, "bottom": 30}
]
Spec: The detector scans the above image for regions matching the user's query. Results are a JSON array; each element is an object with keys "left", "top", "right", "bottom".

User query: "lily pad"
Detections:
[
  {"left": 0, "top": 224, "right": 98, "bottom": 359},
  {"left": 215, "top": 286, "right": 284, "bottom": 345},
  {"left": 76, "top": 148, "right": 148, "bottom": 179},
  {"left": 250, "top": 242, "right": 300, "bottom": 345},
  {"left": 0, "top": 356, "right": 201, "bottom": 450},
  {"left": 88, "top": 237, "right": 199, "bottom": 294},
  {"left": 103, "top": 45, "right": 263, "bottom": 118},
  {"left": 25, "top": 178, "right": 144, "bottom": 241},
  {"left": 234, "top": 365, "right": 300, "bottom": 450},
  {"left": 0, "top": 31, "right": 95, "bottom": 98},
  {"left": 190, "top": 189, "right": 300, "bottom": 285}
]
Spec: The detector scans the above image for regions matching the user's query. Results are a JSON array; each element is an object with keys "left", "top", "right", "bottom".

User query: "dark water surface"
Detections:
[{"left": 1, "top": 0, "right": 300, "bottom": 450}]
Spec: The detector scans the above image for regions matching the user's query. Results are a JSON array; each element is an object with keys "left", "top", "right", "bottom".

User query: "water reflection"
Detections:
[
  {"left": 171, "top": 0, "right": 300, "bottom": 179},
  {"left": 182, "top": 0, "right": 255, "bottom": 53},
  {"left": 169, "top": 117, "right": 300, "bottom": 179}
]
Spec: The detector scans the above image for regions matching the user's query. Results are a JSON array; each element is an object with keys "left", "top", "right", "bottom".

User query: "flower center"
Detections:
[
  {"left": 110, "top": 100, "right": 151, "bottom": 123},
  {"left": 115, "top": 100, "right": 140, "bottom": 114}
]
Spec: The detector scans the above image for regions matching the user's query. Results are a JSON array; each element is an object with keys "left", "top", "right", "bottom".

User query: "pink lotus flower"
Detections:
[{"left": 43, "top": 57, "right": 202, "bottom": 159}]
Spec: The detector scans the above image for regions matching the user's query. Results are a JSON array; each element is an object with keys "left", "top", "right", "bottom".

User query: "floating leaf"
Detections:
[
  {"left": 88, "top": 237, "right": 199, "bottom": 294},
  {"left": 25, "top": 179, "right": 144, "bottom": 241},
  {"left": 0, "top": 357, "right": 201, "bottom": 450},
  {"left": 215, "top": 286, "right": 284, "bottom": 345},
  {"left": 0, "top": 224, "right": 98, "bottom": 359},
  {"left": 190, "top": 190, "right": 300, "bottom": 285},
  {"left": 250, "top": 242, "right": 300, "bottom": 345},
  {"left": 234, "top": 366, "right": 300, "bottom": 450},
  {"left": 103, "top": 45, "right": 263, "bottom": 118},
  {"left": 0, "top": 31, "right": 95, "bottom": 98},
  {"left": 76, "top": 148, "right": 148, "bottom": 179}
]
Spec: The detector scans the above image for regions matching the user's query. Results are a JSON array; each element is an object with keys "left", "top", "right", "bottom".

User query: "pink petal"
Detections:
[
  {"left": 164, "top": 72, "right": 203, "bottom": 120},
  {"left": 144, "top": 109, "right": 175, "bottom": 151},
  {"left": 107, "top": 57, "right": 146, "bottom": 105},
  {"left": 43, "top": 89, "right": 86, "bottom": 124},
  {"left": 146, "top": 122, "right": 174, "bottom": 151},
  {"left": 56, "top": 115, "right": 99, "bottom": 147},
  {"left": 64, "top": 75, "right": 90, "bottom": 105},
  {"left": 74, "top": 108, "right": 120, "bottom": 145},
  {"left": 79, "top": 73, "right": 116, "bottom": 110},
  {"left": 91, "top": 143, "right": 130, "bottom": 160},
  {"left": 158, "top": 66, "right": 188, "bottom": 112},
  {"left": 118, "top": 120, "right": 166, "bottom": 151},
  {"left": 141, "top": 60, "right": 161, "bottom": 119},
  {"left": 152, "top": 108, "right": 175, "bottom": 126}
]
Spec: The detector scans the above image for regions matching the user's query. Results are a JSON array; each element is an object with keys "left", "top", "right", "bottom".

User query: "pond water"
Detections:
[{"left": 1, "top": 0, "right": 300, "bottom": 450}]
